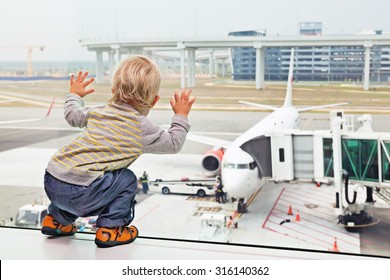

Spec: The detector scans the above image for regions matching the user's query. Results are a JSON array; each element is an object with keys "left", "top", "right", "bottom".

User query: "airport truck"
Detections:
[{"left": 150, "top": 178, "right": 216, "bottom": 197}]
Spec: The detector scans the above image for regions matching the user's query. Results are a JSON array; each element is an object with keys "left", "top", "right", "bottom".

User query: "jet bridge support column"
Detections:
[{"left": 332, "top": 116, "right": 344, "bottom": 215}]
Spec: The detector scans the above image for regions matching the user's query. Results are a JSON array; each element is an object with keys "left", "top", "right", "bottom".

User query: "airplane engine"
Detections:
[{"left": 202, "top": 149, "right": 224, "bottom": 175}]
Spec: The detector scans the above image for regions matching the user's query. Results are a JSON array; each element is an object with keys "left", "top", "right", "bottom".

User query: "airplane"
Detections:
[
  {"left": 0, "top": 98, "right": 55, "bottom": 125},
  {"left": 187, "top": 48, "right": 349, "bottom": 213}
]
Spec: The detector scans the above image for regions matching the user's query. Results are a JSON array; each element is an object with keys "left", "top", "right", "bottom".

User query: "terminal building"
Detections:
[
  {"left": 229, "top": 23, "right": 390, "bottom": 82},
  {"left": 228, "top": 29, "right": 266, "bottom": 80}
]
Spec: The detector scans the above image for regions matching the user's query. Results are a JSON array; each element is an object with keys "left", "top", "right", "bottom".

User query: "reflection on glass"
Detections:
[{"left": 15, "top": 205, "right": 48, "bottom": 228}]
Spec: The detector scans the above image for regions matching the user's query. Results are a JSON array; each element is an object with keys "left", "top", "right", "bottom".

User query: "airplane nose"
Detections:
[
  {"left": 222, "top": 171, "right": 245, "bottom": 198},
  {"left": 221, "top": 147, "right": 257, "bottom": 199}
]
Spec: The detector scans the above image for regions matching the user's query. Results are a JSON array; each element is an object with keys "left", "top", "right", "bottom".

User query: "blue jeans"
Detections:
[
  {"left": 142, "top": 182, "right": 149, "bottom": 193},
  {"left": 44, "top": 168, "right": 137, "bottom": 228}
]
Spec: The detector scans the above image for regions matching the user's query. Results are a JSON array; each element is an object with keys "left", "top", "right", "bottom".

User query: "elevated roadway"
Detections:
[{"left": 80, "top": 34, "right": 390, "bottom": 90}]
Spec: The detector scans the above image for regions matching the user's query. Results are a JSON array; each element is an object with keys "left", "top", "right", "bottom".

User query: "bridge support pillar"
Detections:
[
  {"left": 187, "top": 48, "right": 196, "bottom": 88},
  {"left": 363, "top": 42, "right": 373, "bottom": 91},
  {"left": 209, "top": 49, "right": 214, "bottom": 79},
  {"left": 108, "top": 51, "right": 115, "bottom": 81},
  {"left": 254, "top": 45, "right": 265, "bottom": 89},
  {"left": 95, "top": 50, "right": 104, "bottom": 83},
  {"left": 180, "top": 48, "right": 186, "bottom": 88}
]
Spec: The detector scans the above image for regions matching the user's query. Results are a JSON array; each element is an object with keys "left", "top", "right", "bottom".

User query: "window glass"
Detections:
[
  {"left": 323, "top": 138, "right": 334, "bottom": 177},
  {"left": 382, "top": 141, "right": 390, "bottom": 181},
  {"left": 342, "top": 139, "right": 378, "bottom": 182},
  {"left": 279, "top": 148, "right": 285, "bottom": 162},
  {"left": 223, "top": 163, "right": 236, "bottom": 169},
  {"left": 236, "top": 164, "right": 249, "bottom": 169},
  {"left": 1, "top": 0, "right": 389, "bottom": 259}
]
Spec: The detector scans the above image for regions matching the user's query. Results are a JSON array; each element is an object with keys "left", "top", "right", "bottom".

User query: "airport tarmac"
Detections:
[{"left": 0, "top": 105, "right": 389, "bottom": 258}]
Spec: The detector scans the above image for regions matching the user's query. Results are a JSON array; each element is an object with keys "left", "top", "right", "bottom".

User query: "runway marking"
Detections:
[
  {"left": 232, "top": 186, "right": 264, "bottom": 220},
  {"left": 133, "top": 201, "right": 160, "bottom": 223},
  {"left": 270, "top": 210, "right": 358, "bottom": 242},
  {"left": 186, "top": 196, "right": 215, "bottom": 202},
  {"left": 275, "top": 201, "right": 335, "bottom": 223},
  {"left": 266, "top": 219, "right": 355, "bottom": 252},
  {"left": 261, "top": 186, "right": 361, "bottom": 253},
  {"left": 246, "top": 186, "right": 264, "bottom": 207},
  {"left": 0, "top": 92, "right": 55, "bottom": 107},
  {"left": 262, "top": 188, "right": 285, "bottom": 229},
  {"left": 0, "top": 98, "right": 19, "bottom": 104},
  {"left": 196, "top": 206, "right": 222, "bottom": 212},
  {"left": 193, "top": 206, "right": 222, "bottom": 216}
]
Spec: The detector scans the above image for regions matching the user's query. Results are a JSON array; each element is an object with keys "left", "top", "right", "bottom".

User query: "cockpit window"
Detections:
[
  {"left": 224, "top": 162, "right": 256, "bottom": 169},
  {"left": 223, "top": 163, "right": 236, "bottom": 169}
]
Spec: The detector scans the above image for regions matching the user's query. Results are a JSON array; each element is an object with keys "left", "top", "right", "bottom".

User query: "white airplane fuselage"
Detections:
[{"left": 221, "top": 106, "right": 299, "bottom": 200}]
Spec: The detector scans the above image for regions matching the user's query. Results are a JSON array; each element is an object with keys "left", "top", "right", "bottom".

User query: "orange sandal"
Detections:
[
  {"left": 41, "top": 215, "right": 77, "bottom": 236},
  {"left": 95, "top": 225, "right": 138, "bottom": 248}
]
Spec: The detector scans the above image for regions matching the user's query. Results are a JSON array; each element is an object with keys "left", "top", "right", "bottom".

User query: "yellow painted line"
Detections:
[{"left": 236, "top": 185, "right": 264, "bottom": 219}]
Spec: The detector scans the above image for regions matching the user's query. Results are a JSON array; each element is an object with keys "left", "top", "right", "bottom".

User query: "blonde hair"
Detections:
[{"left": 110, "top": 55, "right": 161, "bottom": 109}]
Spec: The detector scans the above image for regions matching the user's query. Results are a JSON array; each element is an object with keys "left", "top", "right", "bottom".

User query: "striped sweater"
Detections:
[{"left": 46, "top": 94, "right": 190, "bottom": 186}]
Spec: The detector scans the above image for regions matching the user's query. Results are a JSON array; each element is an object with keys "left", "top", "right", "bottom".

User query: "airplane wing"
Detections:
[
  {"left": 186, "top": 132, "right": 232, "bottom": 149},
  {"left": 0, "top": 98, "right": 55, "bottom": 125},
  {"left": 239, "top": 101, "right": 279, "bottom": 111},
  {"left": 297, "top": 102, "right": 350, "bottom": 112}
]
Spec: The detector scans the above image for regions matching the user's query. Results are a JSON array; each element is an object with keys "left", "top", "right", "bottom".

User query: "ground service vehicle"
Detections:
[{"left": 151, "top": 179, "right": 215, "bottom": 197}]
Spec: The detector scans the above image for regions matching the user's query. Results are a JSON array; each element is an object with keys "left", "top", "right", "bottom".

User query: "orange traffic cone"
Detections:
[
  {"left": 287, "top": 204, "right": 293, "bottom": 215},
  {"left": 295, "top": 210, "right": 301, "bottom": 222},
  {"left": 330, "top": 237, "right": 339, "bottom": 252}
]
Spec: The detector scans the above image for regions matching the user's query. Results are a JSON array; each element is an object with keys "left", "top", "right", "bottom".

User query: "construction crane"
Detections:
[{"left": 0, "top": 45, "right": 45, "bottom": 76}]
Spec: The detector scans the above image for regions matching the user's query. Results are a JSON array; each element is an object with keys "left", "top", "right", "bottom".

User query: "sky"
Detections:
[{"left": 0, "top": 0, "right": 389, "bottom": 61}]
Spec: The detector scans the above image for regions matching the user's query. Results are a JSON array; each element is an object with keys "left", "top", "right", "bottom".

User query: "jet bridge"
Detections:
[
  {"left": 241, "top": 111, "right": 390, "bottom": 231},
  {"left": 265, "top": 122, "right": 390, "bottom": 191},
  {"left": 239, "top": 111, "right": 390, "bottom": 190}
]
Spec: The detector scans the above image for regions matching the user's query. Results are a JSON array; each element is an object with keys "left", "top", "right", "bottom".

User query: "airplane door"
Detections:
[{"left": 270, "top": 133, "right": 294, "bottom": 181}]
